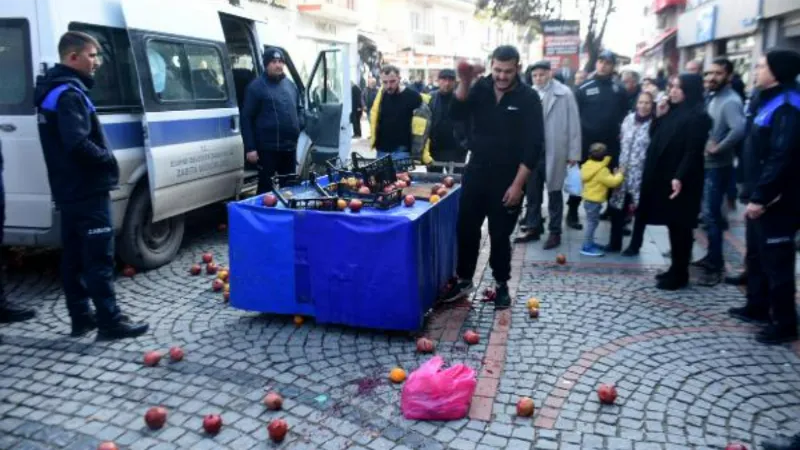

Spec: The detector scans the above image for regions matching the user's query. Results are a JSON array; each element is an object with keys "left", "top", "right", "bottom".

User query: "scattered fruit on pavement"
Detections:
[
  {"left": 267, "top": 419, "right": 288, "bottom": 442},
  {"left": 122, "top": 266, "right": 136, "bottom": 277},
  {"left": 389, "top": 367, "right": 406, "bottom": 383},
  {"left": 516, "top": 397, "right": 535, "bottom": 417},
  {"left": 144, "top": 406, "right": 167, "bottom": 430},
  {"left": 463, "top": 330, "right": 480, "bottom": 345},
  {"left": 143, "top": 351, "right": 161, "bottom": 367},
  {"left": 202, "top": 414, "right": 222, "bottom": 435},
  {"left": 97, "top": 442, "right": 118, "bottom": 450},
  {"left": 416, "top": 337, "right": 435, "bottom": 353},
  {"left": 555, "top": 253, "right": 567, "bottom": 265},
  {"left": 293, "top": 315, "right": 304, "bottom": 326},
  {"left": 190, "top": 264, "right": 202, "bottom": 276},
  {"left": 206, "top": 263, "right": 218, "bottom": 275},
  {"left": 168, "top": 346, "right": 184, "bottom": 362},
  {"left": 597, "top": 384, "right": 618, "bottom": 404},
  {"left": 202, "top": 253, "right": 213, "bottom": 263},
  {"left": 212, "top": 279, "right": 224, "bottom": 292},
  {"left": 526, "top": 297, "right": 540, "bottom": 309},
  {"left": 529, "top": 308, "right": 540, "bottom": 319},
  {"left": 264, "top": 392, "right": 283, "bottom": 410}
]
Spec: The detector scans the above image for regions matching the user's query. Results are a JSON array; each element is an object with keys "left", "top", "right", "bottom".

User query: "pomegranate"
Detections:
[
  {"left": 555, "top": 253, "right": 567, "bottom": 265},
  {"left": 395, "top": 180, "right": 407, "bottom": 189},
  {"left": 482, "top": 288, "right": 496, "bottom": 302},
  {"left": 597, "top": 384, "right": 618, "bottom": 404},
  {"left": 202, "top": 253, "right": 213, "bottom": 264},
  {"left": 263, "top": 194, "right": 278, "bottom": 207},
  {"left": 516, "top": 397, "right": 535, "bottom": 417},
  {"left": 404, "top": 195, "right": 415, "bottom": 207},
  {"left": 217, "top": 270, "right": 229, "bottom": 282},
  {"left": 431, "top": 183, "right": 443, "bottom": 194},
  {"left": 97, "top": 442, "right": 118, "bottom": 450},
  {"left": 168, "top": 346, "right": 184, "bottom": 362},
  {"left": 202, "top": 414, "right": 223, "bottom": 435},
  {"left": 143, "top": 351, "right": 161, "bottom": 367},
  {"left": 223, "top": 291, "right": 230, "bottom": 303},
  {"left": 189, "top": 264, "right": 202, "bottom": 276},
  {"left": 724, "top": 444, "right": 748, "bottom": 450},
  {"left": 443, "top": 176, "right": 455, "bottom": 188},
  {"left": 397, "top": 172, "right": 410, "bottom": 182},
  {"left": 122, "top": 266, "right": 136, "bottom": 277},
  {"left": 263, "top": 392, "right": 283, "bottom": 410},
  {"left": 267, "top": 419, "right": 288, "bottom": 442},
  {"left": 144, "top": 406, "right": 167, "bottom": 430},
  {"left": 436, "top": 187, "right": 448, "bottom": 197},
  {"left": 355, "top": 178, "right": 364, "bottom": 188},
  {"left": 416, "top": 337, "right": 435, "bottom": 353},
  {"left": 456, "top": 60, "right": 473, "bottom": 78},
  {"left": 358, "top": 186, "right": 371, "bottom": 195},
  {"left": 212, "top": 279, "right": 224, "bottom": 292},
  {"left": 463, "top": 330, "right": 480, "bottom": 345},
  {"left": 349, "top": 199, "right": 363, "bottom": 213},
  {"left": 206, "top": 263, "right": 218, "bottom": 275},
  {"left": 383, "top": 185, "right": 394, "bottom": 194},
  {"left": 529, "top": 308, "right": 540, "bottom": 319}
]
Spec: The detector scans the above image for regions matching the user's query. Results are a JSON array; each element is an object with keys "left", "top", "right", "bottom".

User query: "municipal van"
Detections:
[{"left": 0, "top": 0, "right": 352, "bottom": 269}]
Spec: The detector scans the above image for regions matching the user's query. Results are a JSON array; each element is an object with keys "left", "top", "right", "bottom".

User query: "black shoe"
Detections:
[
  {"left": 439, "top": 279, "right": 475, "bottom": 303},
  {"left": 543, "top": 234, "right": 561, "bottom": 250},
  {"left": 0, "top": 304, "right": 36, "bottom": 324},
  {"left": 755, "top": 325, "right": 799, "bottom": 345},
  {"left": 655, "top": 269, "right": 672, "bottom": 281},
  {"left": 725, "top": 271, "right": 747, "bottom": 286},
  {"left": 622, "top": 228, "right": 632, "bottom": 236},
  {"left": 96, "top": 321, "right": 149, "bottom": 341},
  {"left": 727, "top": 306, "right": 770, "bottom": 324},
  {"left": 656, "top": 273, "right": 688, "bottom": 291},
  {"left": 566, "top": 218, "right": 583, "bottom": 230},
  {"left": 690, "top": 255, "right": 710, "bottom": 268},
  {"left": 696, "top": 268, "right": 723, "bottom": 287},
  {"left": 514, "top": 231, "right": 541, "bottom": 243},
  {"left": 71, "top": 313, "right": 131, "bottom": 337},
  {"left": 761, "top": 432, "right": 800, "bottom": 450},
  {"left": 603, "top": 244, "right": 622, "bottom": 253},
  {"left": 494, "top": 283, "right": 511, "bottom": 311},
  {"left": 621, "top": 247, "right": 639, "bottom": 257}
]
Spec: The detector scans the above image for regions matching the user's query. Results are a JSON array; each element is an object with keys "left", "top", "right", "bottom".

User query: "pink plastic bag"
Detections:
[{"left": 401, "top": 356, "right": 477, "bottom": 420}]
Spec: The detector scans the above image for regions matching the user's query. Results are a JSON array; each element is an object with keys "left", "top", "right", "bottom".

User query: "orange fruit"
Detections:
[
  {"left": 429, "top": 194, "right": 441, "bottom": 204},
  {"left": 526, "top": 297, "right": 540, "bottom": 309},
  {"left": 336, "top": 199, "right": 347, "bottom": 210},
  {"left": 388, "top": 367, "right": 406, "bottom": 383},
  {"left": 293, "top": 315, "right": 304, "bottom": 326}
]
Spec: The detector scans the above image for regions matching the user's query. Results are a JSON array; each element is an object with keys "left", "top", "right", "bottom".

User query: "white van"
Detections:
[{"left": 0, "top": 0, "right": 352, "bottom": 269}]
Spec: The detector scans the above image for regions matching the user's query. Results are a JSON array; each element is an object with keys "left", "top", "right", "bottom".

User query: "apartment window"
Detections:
[
  {"left": 410, "top": 12, "right": 421, "bottom": 31},
  {"left": 459, "top": 20, "right": 466, "bottom": 36},
  {"left": 442, "top": 17, "right": 449, "bottom": 36}
]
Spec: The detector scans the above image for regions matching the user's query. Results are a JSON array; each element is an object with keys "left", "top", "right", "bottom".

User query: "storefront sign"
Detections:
[
  {"left": 314, "top": 20, "right": 337, "bottom": 36},
  {"left": 541, "top": 20, "right": 581, "bottom": 70},
  {"left": 695, "top": 4, "right": 717, "bottom": 43}
]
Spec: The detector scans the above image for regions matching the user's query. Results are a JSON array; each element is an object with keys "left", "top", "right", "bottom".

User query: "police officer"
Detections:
[
  {"left": 567, "top": 50, "right": 629, "bottom": 229},
  {"left": 34, "top": 31, "right": 148, "bottom": 340},
  {"left": 427, "top": 69, "right": 469, "bottom": 174},
  {"left": 728, "top": 49, "right": 800, "bottom": 345},
  {"left": 0, "top": 144, "right": 36, "bottom": 324},
  {"left": 439, "top": 46, "right": 544, "bottom": 310}
]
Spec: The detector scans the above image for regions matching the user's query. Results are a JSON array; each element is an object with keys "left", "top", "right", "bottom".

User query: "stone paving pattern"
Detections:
[{"left": 1, "top": 196, "right": 799, "bottom": 449}]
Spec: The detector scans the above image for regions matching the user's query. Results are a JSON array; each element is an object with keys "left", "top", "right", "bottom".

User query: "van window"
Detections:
[
  {"left": 0, "top": 19, "right": 33, "bottom": 115},
  {"left": 145, "top": 40, "right": 228, "bottom": 103},
  {"left": 68, "top": 23, "right": 140, "bottom": 111}
]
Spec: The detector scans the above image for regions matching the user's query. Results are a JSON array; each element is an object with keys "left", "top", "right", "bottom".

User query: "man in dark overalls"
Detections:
[
  {"left": 728, "top": 49, "right": 800, "bottom": 345},
  {"left": 34, "top": 31, "right": 148, "bottom": 340}
]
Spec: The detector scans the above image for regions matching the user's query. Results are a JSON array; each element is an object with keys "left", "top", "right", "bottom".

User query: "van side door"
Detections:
[{"left": 120, "top": 0, "right": 242, "bottom": 222}]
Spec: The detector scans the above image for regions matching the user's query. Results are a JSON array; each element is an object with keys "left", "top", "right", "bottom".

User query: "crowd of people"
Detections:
[{"left": 362, "top": 45, "right": 800, "bottom": 346}]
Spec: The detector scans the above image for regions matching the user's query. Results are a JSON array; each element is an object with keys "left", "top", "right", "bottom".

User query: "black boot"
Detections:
[
  {"left": 566, "top": 208, "right": 582, "bottom": 230},
  {"left": 96, "top": 319, "right": 148, "bottom": 341},
  {"left": 71, "top": 312, "right": 131, "bottom": 337},
  {"left": 727, "top": 306, "right": 769, "bottom": 324},
  {"left": 755, "top": 324, "right": 799, "bottom": 345},
  {"left": 656, "top": 271, "right": 689, "bottom": 290},
  {"left": 761, "top": 432, "right": 800, "bottom": 450},
  {"left": 0, "top": 304, "right": 36, "bottom": 324},
  {"left": 724, "top": 271, "right": 747, "bottom": 286},
  {"left": 494, "top": 283, "right": 511, "bottom": 311}
]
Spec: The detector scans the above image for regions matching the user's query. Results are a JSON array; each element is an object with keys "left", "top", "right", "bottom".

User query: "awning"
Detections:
[
  {"left": 635, "top": 27, "right": 677, "bottom": 57},
  {"left": 358, "top": 31, "right": 396, "bottom": 54},
  {"left": 652, "top": 0, "right": 685, "bottom": 14}
]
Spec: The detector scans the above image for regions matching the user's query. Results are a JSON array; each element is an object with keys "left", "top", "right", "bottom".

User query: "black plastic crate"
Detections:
[
  {"left": 351, "top": 153, "right": 397, "bottom": 189},
  {"left": 331, "top": 182, "right": 404, "bottom": 210},
  {"left": 271, "top": 172, "right": 337, "bottom": 210}
]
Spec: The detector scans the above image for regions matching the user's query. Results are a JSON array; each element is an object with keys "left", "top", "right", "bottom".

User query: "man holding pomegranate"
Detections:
[
  {"left": 439, "top": 46, "right": 544, "bottom": 310},
  {"left": 34, "top": 32, "right": 148, "bottom": 340}
]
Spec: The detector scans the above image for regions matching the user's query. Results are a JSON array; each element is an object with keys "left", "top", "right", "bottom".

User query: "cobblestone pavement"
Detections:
[{"left": 1, "top": 203, "right": 799, "bottom": 450}]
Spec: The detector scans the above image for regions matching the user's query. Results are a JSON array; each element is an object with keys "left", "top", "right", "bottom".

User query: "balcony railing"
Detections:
[{"left": 413, "top": 31, "right": 435, "bottom": 47}]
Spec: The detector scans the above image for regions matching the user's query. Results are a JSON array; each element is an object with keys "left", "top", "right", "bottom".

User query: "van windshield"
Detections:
[{"left": 0, "top": 19, "right": 33, "bottom": 115}]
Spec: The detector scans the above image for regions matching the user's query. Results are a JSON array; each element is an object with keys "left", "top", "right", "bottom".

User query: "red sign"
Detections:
[
  {"left": 541, "top": 20, "right": 581, "bottom": 71},
  {"left": 652, "top": 0, "right": 686, "bottom": 13}
]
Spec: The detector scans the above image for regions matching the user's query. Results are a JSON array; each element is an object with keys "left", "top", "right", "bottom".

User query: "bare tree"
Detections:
[{"left": 475, "top": 0, "right": 616, "bottom": 72}]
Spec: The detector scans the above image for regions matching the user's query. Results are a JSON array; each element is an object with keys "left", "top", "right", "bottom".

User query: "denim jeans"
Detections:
[
  {"left": 583, "top": 201, "right": 602, "bottom": 246},
  {"left": 702, "top": 166, "right": 732, "bottom": 269},
  {"left": 376, "top": 147, "right": 410, "bottom": 171}
]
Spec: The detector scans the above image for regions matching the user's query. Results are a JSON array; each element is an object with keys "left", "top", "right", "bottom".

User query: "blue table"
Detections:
[{"left": 227, "top": 181, "right": 460, "bottom": 331}]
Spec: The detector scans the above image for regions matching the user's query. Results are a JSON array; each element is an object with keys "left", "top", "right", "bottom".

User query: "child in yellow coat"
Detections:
[{"left": 580, "top": 143, "right": 624, "bottom": 257}]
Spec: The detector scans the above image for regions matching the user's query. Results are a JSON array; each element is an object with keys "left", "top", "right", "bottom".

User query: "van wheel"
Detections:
[{"left": 118, "top": 186, "right": 185, "bottom": 270}]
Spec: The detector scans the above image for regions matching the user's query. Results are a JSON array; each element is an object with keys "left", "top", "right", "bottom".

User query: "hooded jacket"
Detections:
[
  {"left": 369, "top": 88, "right": 433, "bottom": 164},
  {"left": 580, "top": 156, "right": 623, "bottom": 202},
  {"left": 34, "top": 64, "right": 119, "bottom": 206},
  {"left": 241, "top": 73, "right": 304, "bottom": 154}
]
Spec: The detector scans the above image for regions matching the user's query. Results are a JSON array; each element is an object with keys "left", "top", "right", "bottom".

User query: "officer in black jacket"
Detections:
[
  {"left": 728, "top": 49, "right": 800, "bottom": 345},
  {"left": 0, "top": 143, "right": 36, "bottom": 323},
  {"left": 440, "top": 46, "right": 544, "bottom": 310},
  {"left": 566, "top": 50, "right": 629, "bottom": 229},
  {"left": 34, "top": 31, "right": 148, "bottom": 340}
]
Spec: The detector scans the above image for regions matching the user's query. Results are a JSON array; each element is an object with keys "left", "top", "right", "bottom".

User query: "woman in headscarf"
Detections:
[
  {"left": 637, "top": 73, "right": 712, "bottom": 290},
  {"left": 607, "top": 91, "right": 655, "bottom": 255}
]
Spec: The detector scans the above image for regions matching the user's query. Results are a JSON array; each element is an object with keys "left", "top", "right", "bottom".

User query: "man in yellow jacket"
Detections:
[
  {"left": 369, "top": 65, "right": 433, "bottom": 165},
  {"left": 580, "top": 143, "right": 624, "bottom": 257}
]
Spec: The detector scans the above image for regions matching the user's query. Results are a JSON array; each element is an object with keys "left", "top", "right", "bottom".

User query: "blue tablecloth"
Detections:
[{"left": 227, "top": 183, "right": 460, "bottom": 331}]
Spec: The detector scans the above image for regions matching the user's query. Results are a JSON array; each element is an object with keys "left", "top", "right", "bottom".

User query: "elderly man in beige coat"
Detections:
[{"left": 516, "top": 60, "right": 581, "bottom": 249}]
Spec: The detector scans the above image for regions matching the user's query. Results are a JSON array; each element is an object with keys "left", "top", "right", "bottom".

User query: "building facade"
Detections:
[
  {"left": 761, "top": 0, "right": 800, "bottom": 51},
  {"left": 635, "top": 0, "right": 684, "bottom": 77}
]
